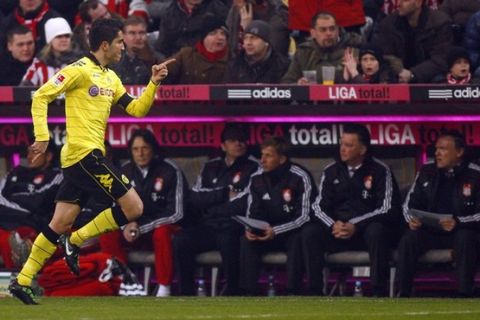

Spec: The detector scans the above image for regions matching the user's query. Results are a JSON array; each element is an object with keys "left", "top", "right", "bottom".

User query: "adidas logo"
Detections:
[{"left": 262, "top": 193, "right": 271, "bottom": 200}]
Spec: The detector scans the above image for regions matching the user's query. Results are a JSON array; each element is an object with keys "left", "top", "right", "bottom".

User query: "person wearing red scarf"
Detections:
[
  {"left": 443, "top": 46, "right": 479, "bottom": 84},
  {"left": 163, "top": 16, "right": 229, "bottom": 84},
  {"left": 1, "top": 0, "right": 60, "bottom": 56}
]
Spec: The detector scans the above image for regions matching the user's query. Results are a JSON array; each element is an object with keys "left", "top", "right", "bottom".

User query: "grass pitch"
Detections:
[{"left": 1, "top": 297, "right": 480, "bottom": 320}]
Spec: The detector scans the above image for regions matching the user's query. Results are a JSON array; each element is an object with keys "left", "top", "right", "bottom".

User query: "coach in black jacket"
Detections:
[
  {"left": 240, "top": 136, "right": 317, "bottom": 295},
  {"left": 174, "top": 124, "right": 260, "bottom": 295},
  {"left": 302, "top": 123, "right": 402, "bottom": 296},
  {"left": 100, "top": 129, "right": 188, "bottom": 297},
  {"left": 398, "top": 131, "right": 480, "bottom": 297}
]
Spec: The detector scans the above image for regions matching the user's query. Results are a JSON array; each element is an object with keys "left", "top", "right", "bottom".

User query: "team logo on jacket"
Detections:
[
  {"left": 282, "top": 189, "right": 292, "bottom": 202},
  {"left": 33, "top": 174, "right": 44, "bottom": 185},
  {"left": 54, "top": 74, "right": 65, "bottom": 86},
  {"left": 121, "top": 174, "right": 130, "bottom": 184},
  {"left": 363, "top": 176, "right": 373, "bottom": 190},
  {"left": 232, "top": 171, "right": 241, "bottom": 184},
  {"left": 154, "top": 178, "right": 164, "bottom": 192},
  {"left": 463, "top": 183, "right": 472, "bottom": 197}
]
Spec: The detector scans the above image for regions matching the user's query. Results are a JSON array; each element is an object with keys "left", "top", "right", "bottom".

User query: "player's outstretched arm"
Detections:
[{"left": 124, "top": 59, "right": 176, "bottom": 117}]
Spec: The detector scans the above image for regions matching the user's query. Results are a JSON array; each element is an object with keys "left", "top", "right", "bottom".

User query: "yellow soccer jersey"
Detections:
[{"left": 32, "top": 55, "right": 158, "bottom": 168}]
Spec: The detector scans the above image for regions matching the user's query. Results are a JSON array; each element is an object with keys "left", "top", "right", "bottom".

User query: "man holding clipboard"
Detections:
[{"left": 398, "top": 131, "right": 480, "bottom": 297}]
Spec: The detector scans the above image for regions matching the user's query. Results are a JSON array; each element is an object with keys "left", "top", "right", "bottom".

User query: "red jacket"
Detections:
[{"left": 288, "top": 0, "right": 365, "bottom": 31}]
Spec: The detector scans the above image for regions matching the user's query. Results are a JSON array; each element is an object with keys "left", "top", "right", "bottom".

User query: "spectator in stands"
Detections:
[
  {"left": 0, "top": 25, "right": 35, "bottom": 86},
  {"left": 439, "top": 0, "right": 480, "bottom": 45},
  {"left": 240, "top": 136, "right": 316, "bottom": 295},
  {"left": 398, "top": 131, "right": 480, "bottom": 297},
  {"left": 464, "top": 10, "right": 480, "bottom": 75},
  {"left": 0, "top": 0, "right": 61, "bottom": 57},
  {"left": 288, "top": 0, "right": 366, "bottom": 42},
  {"left": 0, "top": 142, "right": 62, "bottom": 269},
  {"left": 154, "top": 0, "right": 228, "bottom": 57},
  {"left": 226, "top": 0, "right": 289, "bottom": 58},
  {"left": 20, "top": 17, "right": 81, "bottom": 87},
  {"left": 302, "top": 123, "right": 402, "bottom": 296},
  {"left": 373, "top": 0, "right": 454, "bottom": 83},
  {"left": 382, "top": 0, "right": 440, "bottom": 14},
  {"left": 224, "top": 20, "right": 289, "bottom": 83},
  {"left": 110, "top": 16, "right": 163, "bottom": 85},
  {"left": 281, "top": 11, "right": 363, "bottom": 84},
  {"left": 163, "top": 16, "right": 228, "bottom": 84},
  {"left": 99, "top": 129, "right": 188, "bottom": 297},
  {"left": 174, "top": 124, "right": 259, "bottom": 296},
  {"left": 48, "top": 0, "right": 83, "bottom": 27},
  {"left": 435, "top": 46, "right": 479, "bottom": 84},
  {"left": 343, "top": 44, "right": 398, "bottom": 84}
]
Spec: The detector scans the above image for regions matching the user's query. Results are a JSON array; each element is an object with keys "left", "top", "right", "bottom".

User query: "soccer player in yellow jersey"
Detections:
[{"left": 9, "top": 18, "right": 175, "bottom": 305}]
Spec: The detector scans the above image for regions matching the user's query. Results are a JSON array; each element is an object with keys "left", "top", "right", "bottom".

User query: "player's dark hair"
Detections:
[
  {"left": 128, "top": 129, "right": 161, "bottom": 157},
  {"left": 89, "top": 18, "right": 124, "bottom": 52},
  {"left": 260, "top": 136, "right": 290, "bottom": 158}
]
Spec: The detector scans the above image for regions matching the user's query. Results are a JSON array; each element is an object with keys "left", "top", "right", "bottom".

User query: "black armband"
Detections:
[{"left": 117, "top": 92, "right": 134, "bottom": 109}]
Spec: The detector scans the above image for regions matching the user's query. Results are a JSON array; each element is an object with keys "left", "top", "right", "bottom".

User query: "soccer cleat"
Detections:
[
  {"left": 58, "top": 234, "right": 80, "bottom": 275},
  {"left": 8, "top": 279, "right": 38, "bottom": 305}
]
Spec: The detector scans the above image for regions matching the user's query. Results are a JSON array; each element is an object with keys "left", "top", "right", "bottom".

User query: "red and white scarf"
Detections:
[
  {"left": 14, "top": 1, "right": 50, "bottom": 41},
  {"left": 447, "top": 72, "right": 471, "bottom": 85}
]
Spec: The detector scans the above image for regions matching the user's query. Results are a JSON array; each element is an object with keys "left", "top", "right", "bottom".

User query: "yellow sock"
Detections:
[
  {"left": 17, "top": 233, "right": 57, "bottom": 286},
  {"left": 70, "top": 208, "right": 119, "bottom": 247}
]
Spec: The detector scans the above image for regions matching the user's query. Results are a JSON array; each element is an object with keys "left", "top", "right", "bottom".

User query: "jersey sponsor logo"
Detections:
[
  {"left": 154, "top": 178, "right": 163, "bottom": 192},
  {"left": 33, "top": 174, "right": 44, "bottom": 185},
  {"left": 88, "top": 85, "right": 114, "bottom": 97},
  {"left": 95, "top": 174, "right": 114, "bottom": 192},
  {"left": 54, "top": 74, "right": 65, "bottom": 86},
  {"left": 232, "top": 171, "right": 241, "bottom": 184},
  {"left": 121, "top": 174, "right": 130, "bottom": 184},
  {"left": 364, "top": 176, "right": 373, "bottom": 190},
  {"left": 282, "top": 189, "right": 292, "bottom": 202},
  {"left": 463, "top": 183, "right": 472, "bottom": 197}
]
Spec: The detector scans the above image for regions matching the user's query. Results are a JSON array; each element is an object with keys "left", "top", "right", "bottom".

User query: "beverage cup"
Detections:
[
  {"left": 302, "top": 70, "right": 317, "bottom": 84},
  {"left": 321, "top": 66, "right": 336, "bottom": 85}
]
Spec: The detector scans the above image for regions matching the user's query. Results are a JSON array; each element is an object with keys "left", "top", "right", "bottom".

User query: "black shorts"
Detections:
[{"left": 56, "top": 149, "right": 132, "bottom": 207}]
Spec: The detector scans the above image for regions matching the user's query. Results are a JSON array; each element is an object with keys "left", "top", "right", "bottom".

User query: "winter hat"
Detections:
[
  {"left": 200, "top": 16, "right": 228, "bottom": 40},
  {"left": 45, "top": 17, "right": 72, "bottom": 44},
  {"left": 244, "top": 20, "right": 271, "bottom": 44},
  {"left": 447, "top": 46, "right": 471, "bottom": 69},
  {"left": 359, "top": 44, "right": 384, "bottom": 64}
]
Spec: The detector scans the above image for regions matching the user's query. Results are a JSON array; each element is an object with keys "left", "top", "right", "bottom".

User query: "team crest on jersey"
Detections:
[
  {"left": 232, "top": 172, "right": 241, "bottom": 184},
  {"left": 154, "top": 178, "right": 164, "bottom": 192},
  {"left": 121, "top": 174, "right": 130, "bottom": 184},
  {"left": 364, "top": 176, "right": 373, "bottom": 190},
  {"left": 33, "top": 174, "right": 44, "bottom": 185},
  {"left": 463, "top": 183, "right": 472, "bottom": 197},
  {"left": 282, "top": 189, "right": 292, "bottom": 202},
  {"left": 54, "top": 74, "right": 65, "bottom": 86},
  {"left": 89, "top": 85, "right": 100, "bottom": 96}
]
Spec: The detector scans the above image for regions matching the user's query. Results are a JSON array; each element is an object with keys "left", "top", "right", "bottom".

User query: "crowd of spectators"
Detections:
[{"left": 2, "top": 0, "right": 480, "bottom": 86}]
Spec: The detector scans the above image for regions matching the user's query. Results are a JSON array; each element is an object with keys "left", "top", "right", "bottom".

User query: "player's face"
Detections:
[
  {"left": 261, "top": 146, "right": 286, "bottom": 172},
  {"left": 221, "top": 139, "right": 247, "bottom": 161},
  {"left": 131, "top": 136, "right": 154, "bottom": 168},
  {"left": 435, "top": 136, "right": 464, "bottom": 169},
  {"left": 310, "top": 17, "right": 339, "bottom": 48},
  {"left": 340, "top": 133, "right": 366, "bottom": 166},
  {"left": 106, "top": 31, "right": 124, "bottom": 64},
  {"left": 8, "top": 33, "right": 35, "bottom": 63}
]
